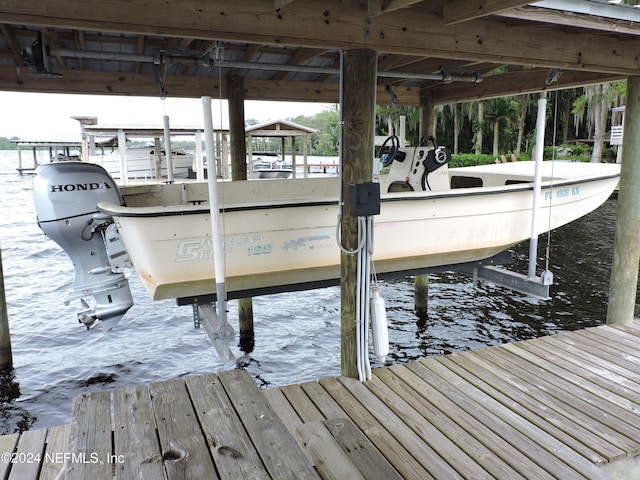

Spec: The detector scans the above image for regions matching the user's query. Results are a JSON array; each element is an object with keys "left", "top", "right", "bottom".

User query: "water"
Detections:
[{"left": 0, "top": 151, "right": 633, "bottom": 435}]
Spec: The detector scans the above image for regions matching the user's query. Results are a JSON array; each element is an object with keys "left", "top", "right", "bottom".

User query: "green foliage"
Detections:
[
  {"left": 449, "top": 154, "right": 502, "bottom": 167},
  {"left": 0, "top": 137, "right": 18, "bottom": 150}
]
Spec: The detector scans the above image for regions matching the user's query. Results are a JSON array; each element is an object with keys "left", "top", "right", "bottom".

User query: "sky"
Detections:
[{"left": 0, "top": 91, "right": 335, "bottom": 140}]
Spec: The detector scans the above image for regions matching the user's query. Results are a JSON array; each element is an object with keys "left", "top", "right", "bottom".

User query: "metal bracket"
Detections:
[
  {"left": 196, "top": 303, "right": 235, "bottom": 362},
  {"left": 472, "top": 265, "right": 552, "bottom": 300}
]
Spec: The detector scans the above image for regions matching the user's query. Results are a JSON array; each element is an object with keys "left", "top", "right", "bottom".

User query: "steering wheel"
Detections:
[{"left": 380, "top": 135, "right": 400, "bottom": 167}]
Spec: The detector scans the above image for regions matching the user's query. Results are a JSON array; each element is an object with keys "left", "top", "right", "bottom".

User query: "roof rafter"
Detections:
[
  {"left": 498, "top": 5, "right": 640, "bottom": 35},
  {"left": 368, "top": 0, "right": 423, "bottom": 16},
  {"left": 1, "top": 0, "right": 637, "bottom": 76},
  {"left": 441, "top": 0, "right": 532, "bottom": 25}
]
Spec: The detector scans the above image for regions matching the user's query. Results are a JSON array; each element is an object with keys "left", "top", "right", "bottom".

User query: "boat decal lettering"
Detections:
[
  {"left": 50, "top": 182, "right": 112, "bottom": 193},
  {"left": 247, "top": 244, "right": 273, "bottom": 256},
  {"left": 176, "top": 234, "right": 266, "bottom": 261},
  {"left": 176, "top": 240, "right": 212, "bottom": 262},
  {"left": 225, "top": 234, "right": 264, "bottom": 246},
  {"left": 545, "top": 186, "right": 580, "bottom": 201},
  {"left": 283, "top": 234, "right": 332, "bottom": 251}
]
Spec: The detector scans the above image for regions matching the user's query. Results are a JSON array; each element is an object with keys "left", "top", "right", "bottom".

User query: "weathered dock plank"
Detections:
[
  {"left": 185, "top": 372, "right": 269, "bottom": 480},
  {"left": 0, "top": 433, "right": 19, "bottom": 479},
  {"left": 307, "top": 377, "right": 434, "bottom": 479},
  {"left": 149, "top": 378, "right": 218, "bottom": 479},
  {"left": 113, "top": 385, "right": 164, "bottom": 480},
  {"left": 7, "top": 428, "right": 46, "bottom": 480},
  {"left": 66, "top": 390, "right": 112, "bottom": 480},
  {"left": 39, "top": 425, "right": 69, "bottom": 480},
  {"left": 5, "top": 322, "right": 640, "bottom": 479},
  {"left": 217, "top": 369, "right": 319, "bottom": 480},
  {"left": 374, "top": 364, "right": 531, "bottom": 479},
  {"left": 470, "top": 346, "right": 628, "bottom": 462},
  {"left": 482, "top": 343, "right": 640, "bottom": 456},
  {"left": 414, "top": 359, "right": 602, "bottom": 479}
]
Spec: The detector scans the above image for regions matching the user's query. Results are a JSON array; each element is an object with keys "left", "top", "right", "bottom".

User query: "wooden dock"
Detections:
[{"left": 2, "top": 322, "right": 640, "bottom": 479}]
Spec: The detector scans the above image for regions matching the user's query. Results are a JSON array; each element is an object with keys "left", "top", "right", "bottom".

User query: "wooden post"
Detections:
[
  {"left": 420, "top": 89, "right": 435, "bottom": 140},
  {"left": 414, "top": 90, "right": 435, "bottom": 319},
  {"left": 414, "top": 274, "right": 428, "bottom": 316},
  {"left": 340, "top": 49, "right": 377, "bottom": 378},
  {"left": 227, "top": 74, "right": 255, "bottom": 348},
  {"left": 291, "top": 136, "right": 297, "bottom": 179},
  {"left": 228, "top": 74, "right": 247, "bottom": 181},
  {"left": 237, "top": 298, "right": 254, "bottom": 353},
  {"left": 607, "top": 76, "right": 640, "bottom": 325},
  {"left": 0, "top": 244, "right": 12, "bottom": 368}
]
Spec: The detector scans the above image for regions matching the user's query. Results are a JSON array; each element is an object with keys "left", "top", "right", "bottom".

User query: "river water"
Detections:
[{"left": 0, "top": 150, "right": 633, "bottom": 434}]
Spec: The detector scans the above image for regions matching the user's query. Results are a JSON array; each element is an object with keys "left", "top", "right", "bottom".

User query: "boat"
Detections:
[
  {"left": 251, "top": 152, "right": 293, "bottom": 179},
  {"left": 32, "top": 137, "right": 620, "bottom": 327},
  {"left": 89, "top": 142, "right": 195, "bottom": 180}
]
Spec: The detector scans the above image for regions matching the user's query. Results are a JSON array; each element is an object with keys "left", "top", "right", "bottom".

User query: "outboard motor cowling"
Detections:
[{"left": 33, "top": 162, "right": 133, "bottom": 329}]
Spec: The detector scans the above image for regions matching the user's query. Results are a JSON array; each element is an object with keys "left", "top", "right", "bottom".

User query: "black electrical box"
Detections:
[{"left": 349, "top": 182, "right": 381, "bottom": 216}]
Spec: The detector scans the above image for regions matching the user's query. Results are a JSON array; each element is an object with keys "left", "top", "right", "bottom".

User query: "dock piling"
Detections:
[
  {"left": 414, "top": 274, "right": 429, "bottom": 317},
  {"left": 238, "top": 298, "right": 255, "bottom": 353},
  {"left": 339, "top": 49, "right": 377, "bottom": 378},
  {"left": 607, "top": 75, "right": 640, "bottom": 326},
  {"left": 0, "top": 243, "right": 13, "bottom": 368}
]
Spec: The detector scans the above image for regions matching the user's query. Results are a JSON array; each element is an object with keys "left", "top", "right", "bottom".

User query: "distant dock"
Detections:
[{"left": 2, "top": 322, "right": 640, "bottom": 479}]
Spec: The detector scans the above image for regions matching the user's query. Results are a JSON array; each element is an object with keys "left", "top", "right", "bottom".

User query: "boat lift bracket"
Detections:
[
  {"left": 193, "top": 302, "right": 235, "bottom": 362},
  {"left": 469, "top": 265, "right": 553, "bottom": 300}
]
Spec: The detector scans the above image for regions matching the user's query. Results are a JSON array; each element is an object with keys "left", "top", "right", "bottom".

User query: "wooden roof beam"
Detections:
[
  {"left": 497, "top": 5, "right": 640, "bottom": 35},
  {"left": 441, "top": 1, "right": 532, "bottom": 26},
  {"left": 429, "top": 68, "right": 625, "bottom": 104},
  {"left": 0, "top": 24, "right": 23, "bottom": 66},
  {"left": 2, "top": 0, "right": 640, "bottom": 76},
  {"left": 273, "top": 47, "right": 330, "bottom": 80},
  {"left": 368, "top": 0, "right": 423, "bottom": 16},
  {"left": 72, "top": 29, "right": 86, "bottom": 70}
]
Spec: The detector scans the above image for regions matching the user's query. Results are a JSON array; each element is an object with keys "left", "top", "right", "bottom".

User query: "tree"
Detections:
[
  {"left": 375, "top": 105, "right": 420, "bottom": 145},
  {"left": 572, "top": 82, "right": 626, "bottom": 162},
  {"left": 514, "top": 95, "right": 532, "bottom": 155},
  {"left": 483, "top": 97, "right": 521, "bottom": 156}
]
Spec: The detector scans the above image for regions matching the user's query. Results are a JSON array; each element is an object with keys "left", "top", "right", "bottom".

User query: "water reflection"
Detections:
[
  {"left": 387, "top": 198, "right": 625, "bottom": 364},
  {"left": 0, "top": 368, "right": 36, "bottom": 434}
]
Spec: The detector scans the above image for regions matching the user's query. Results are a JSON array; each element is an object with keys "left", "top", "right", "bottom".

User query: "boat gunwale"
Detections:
[{"left": 97, "top": 171, "right": 620, "bottom": 219}]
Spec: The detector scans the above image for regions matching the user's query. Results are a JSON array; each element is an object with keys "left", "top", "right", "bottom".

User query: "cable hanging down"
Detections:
[{"left": 336, "top": 182, "right": 388, "bottom": 382}]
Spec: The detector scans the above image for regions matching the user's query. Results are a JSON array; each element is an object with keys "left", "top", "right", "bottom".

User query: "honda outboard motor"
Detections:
[{"left": 33, "top": 162, "right": 134, "bottom": 330}]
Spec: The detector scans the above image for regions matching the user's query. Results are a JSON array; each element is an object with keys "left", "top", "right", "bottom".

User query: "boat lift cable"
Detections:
[{"left": 545, "top": 91, "right": 560, "bottom": 273}]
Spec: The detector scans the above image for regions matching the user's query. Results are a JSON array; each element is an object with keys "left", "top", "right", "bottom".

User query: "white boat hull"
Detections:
[{"left": 98, "top": 161, "right": 620, "bottom": 301}]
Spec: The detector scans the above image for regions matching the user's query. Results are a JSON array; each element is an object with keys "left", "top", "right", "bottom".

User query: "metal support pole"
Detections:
[
  {"left": 163, "top": 115, "right": 174, "bottom": 183},
  {"left": 117, "top": 129, "right": 127, "bottom": 186},
  {"left": 528, "top": 95, "right": 547, "bottom": 278}
]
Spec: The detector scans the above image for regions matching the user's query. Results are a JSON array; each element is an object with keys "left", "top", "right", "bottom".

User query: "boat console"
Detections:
[{"left": 379, "top": 135, "right": 452, "bottom": 193}]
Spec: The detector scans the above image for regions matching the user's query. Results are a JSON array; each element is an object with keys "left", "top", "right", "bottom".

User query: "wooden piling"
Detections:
[
  {"left": 228, "top": 74, "right": 256, "bottom": 347},
  {"left": 237, "top": 298, "right": 255, "bottom": 353},
  {"left": 419, "top": 89, "right": 435, "bottom": 140},
  {"left": 340, "top": 49, "right": 377, "bottom": 378},
  {"left": 607, "top": 75, "right": 640, "bottom": 326},
  {"left": 414, "top": 275, "right": 429, "bottom": 316},
  {"left": 228, "top": 75, "right": 247, "bottom": 181},
  {"left": 0, "top": 244, "right": 13, "bottom": 368},
  {"left": 413, "top": 92, "right": 435, "bottom": 321}
]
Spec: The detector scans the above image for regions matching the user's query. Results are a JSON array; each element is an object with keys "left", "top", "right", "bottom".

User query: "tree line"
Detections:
[
  {"left": 286, "top": 82, "right": 627, "bottom": 163},
  {"left": 2, "top": 80, "right": 628, "bottom": 162}
]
